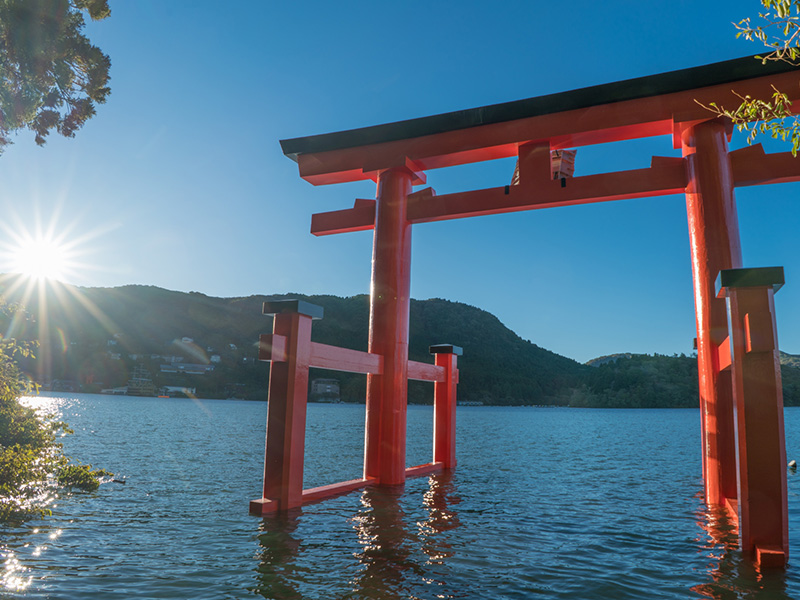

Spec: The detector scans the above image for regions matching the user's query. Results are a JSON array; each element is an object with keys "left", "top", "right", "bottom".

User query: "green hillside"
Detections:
[
  {"left": 575, "top": 351, "right": 800, "bottom": 407},
  {"left": 1, "top": 275, "right": 797, "bottom": 407},
  {"left": 0, "top": 276, "right": 586, "bottom": 404}
]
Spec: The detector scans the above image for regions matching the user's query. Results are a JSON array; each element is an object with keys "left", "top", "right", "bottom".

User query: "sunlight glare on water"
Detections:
[
  {"left": 2, "top": 548, "right": 32, "bottom": 592},
  {"left": 2, "top": 393, "right": 800, "bottom": 599}
]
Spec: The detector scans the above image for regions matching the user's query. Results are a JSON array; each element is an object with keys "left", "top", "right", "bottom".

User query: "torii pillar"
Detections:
[
  {"left": 718, "top": 267, "right": 789, "bottom": 566},
  {"left": 281, "top": 53, "right": 800, "bottom": 563},
  {"left": 681, "top": 119, "right": 742, "bottom": 509},
  {"left": 364, "top": 166, "right": 415, "bottom": 486}
]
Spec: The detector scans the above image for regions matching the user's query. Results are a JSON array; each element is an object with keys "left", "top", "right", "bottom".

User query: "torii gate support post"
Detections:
[
  {"left": 251, "top": 301, "right": 321, "bottom": 514},
  {"left": 681, "top": 119, "right": 742, "bottom": 509},
  {"left": 431, "top": 344, "right": 462, "bottom": 469},
  {"left": 717, "top": 267, "right": 788, "bottom": 568},
  {"left": 365, "top": 167, "right": 414, "bottom": 486}
]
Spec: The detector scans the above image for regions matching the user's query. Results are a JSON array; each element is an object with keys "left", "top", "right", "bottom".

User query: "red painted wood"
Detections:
[
  {"left": 251, "top": 300, "right": 456, "bottom": 512},
  {"left": 517, "top": 141, "right": 551, "bottom": 184},
  {"left": 302, "top": 477, "right": 378, "bottom": 504},
  {"left": 260, "top": 312, "right": 312, "bottom": 511},
  {"left": 295, "top": 72, "right": 800, "bottom": 185},
  {"left": 309, "top": 157, "right": 687, "bottom": 235},
  {"left": 757, "top": 546, "right": 787, "bottom": 569},
  {"left": 407, "top": 359, "right": 445, "bottom": 382},
  {"left": 682, "top": 120, "right": 742, "bottom": 508},
  {"left": 311, "top": 202, "right": 376, "bottom": 236},
  {"left": 258, "top": 333, "right": 287, "bottom": 362},
  {"left": 433, "top": 352, "right": 458, "bottom": 469},
  {"left": 308, "top": 141, "right": 800, "bottom": 237},
  {"left": 405, "top": 462, "right": 444, "bottom": 478},
  {"left": 276, "top": 60, "right": 797, "bottom": 562},
  {"left": 717, "top": 337, "right": 732, "bottom": 372},
  {"left": 248, "top": 497, "right": 278, "bottom": 516},
  {"left": 726, "top": 498, "right": 740, "bottom": 525},
  {"left": 730, "top": 144, "right": 800, "bottom": 187},
  {"left": 308, "top": 342, "right": 382, "bottom": 374},
  {"left": 408, "top": 159, "right": 686, "bottom": 223},
  {"left": 726, "top": 285, "right": 788, "bottom": 565},
  {"left": 364, "top": 168, "right": 413, "bottom": 485},
  {"left": 744, "top": 310, "right": 776, "bottom": 353}
]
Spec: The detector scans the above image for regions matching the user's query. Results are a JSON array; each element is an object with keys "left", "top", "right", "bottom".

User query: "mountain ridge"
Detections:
[
  {"left": 0, "top": 275, "right": 797, "bottom": 407},
  {"left": 0, "top": 276, "right": 585, "bottom": 404}
]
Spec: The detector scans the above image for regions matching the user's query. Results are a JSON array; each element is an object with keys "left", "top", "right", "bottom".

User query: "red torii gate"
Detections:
[{"left": 259, "top": 55, "right": 797, "bottom": 567}]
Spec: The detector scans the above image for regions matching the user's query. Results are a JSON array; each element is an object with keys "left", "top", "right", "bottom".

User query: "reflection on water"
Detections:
[
  {"left": 5, "top": 397, "right": 800, "bottom": 599},
  {"left": 351, "top": 485, "right": 419, "bottom": 599},
  {"left": 1, "top": 546, "right": 33, "bottom": 592},
  {"left": 692, "top": 497, "right": 792, "bottom": 599},
  {"left": 251, "top": 468, "right": 797, "bottom": 600},
  {"left": 419, "top": 471, "right": 461, "bottom": 565},
  {"left": 253, "top": 473, "right": 461, "bottom": 600},
  {"left": 253, "top": 515, "right": 303, "bottom": 600},
  {"left": 0, "top": 397, "right": 64, "bottom": 595},
  {"left": 0, "top": 524, "right": 64, "bottom": 595}
]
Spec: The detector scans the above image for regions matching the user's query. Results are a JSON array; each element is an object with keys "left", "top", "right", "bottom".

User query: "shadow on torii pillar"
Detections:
[{"left": 252, "top": 54, "right": 799, "bottom": 568}]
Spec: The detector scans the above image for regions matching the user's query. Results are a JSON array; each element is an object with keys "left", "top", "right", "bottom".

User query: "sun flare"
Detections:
[{"left": 10, "top": 236, "right": 70, "bottom": 281}]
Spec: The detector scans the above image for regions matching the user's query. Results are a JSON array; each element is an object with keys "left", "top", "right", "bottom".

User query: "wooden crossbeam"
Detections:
[
  {"left": 730, "top": 144, "right": 800, "bottom": 187},
  {"left": 309, "top": 145, "right": 800, "bottom": 236},
  {"left": 258, "top": 333, "right": 448, "bottom": 383},
  {"left": 294, "top": 70, "right": 800, "bottom": 185},
  {"left": 311, "top": 199, "right": 375, "bottom": 236},
  {"left": 409, "top": 156, "right": 686, "bottom": 224},
  {"left": 407, "top": 359, "right": 446, "bottom": 383},
  {"left": 311, "top": 156, "right": 686, "bottom": 235},
  {"left": 718, "top": 336, "right": 732, "bottom": 371},
  {"left": 309, "top": 341, "right": 382, "bottom": 375}
]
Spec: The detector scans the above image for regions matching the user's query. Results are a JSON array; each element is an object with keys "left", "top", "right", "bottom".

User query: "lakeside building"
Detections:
[
  {"left": 159, "top": 363, "right": 215, "bottom": 375},
  {"left": 310, "top": 378, "right": 340, "bottom": 402}
]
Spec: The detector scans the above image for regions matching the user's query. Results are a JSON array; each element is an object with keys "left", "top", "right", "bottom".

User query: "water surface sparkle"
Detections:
[{"left": 2, "top": 394, "right": 800, "bottom": 599}]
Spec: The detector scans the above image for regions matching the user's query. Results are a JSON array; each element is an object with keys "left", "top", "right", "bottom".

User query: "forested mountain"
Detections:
[
  {"left": 0, "top": 276, "right": 584, "bottom": 404},
  {"left": 575, "top": 351, "right": 800, "bottom": 407},
  {"left": 0, "top": 275, "right": 797, "bottom": 407},
  {"left": 568, "top": 353, "right": 700, "bottom": 408}
]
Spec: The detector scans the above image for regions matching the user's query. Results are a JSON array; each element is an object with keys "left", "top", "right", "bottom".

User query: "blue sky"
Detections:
[{"left": 0, "top": 0, "right": 797, "bottom": 363}]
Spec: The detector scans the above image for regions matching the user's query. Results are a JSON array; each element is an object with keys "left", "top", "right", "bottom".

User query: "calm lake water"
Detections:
[{"left": 3, "top": 393, "right": 800, "bottom": 599}]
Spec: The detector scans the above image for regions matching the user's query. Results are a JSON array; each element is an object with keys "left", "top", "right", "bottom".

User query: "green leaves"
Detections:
[
  {"left": 735, "top": 0, "right": 800, "bottom": 62},
  {"left": 704, "top": 86, "right": 800, "bottom": 155},
  {"left": 0, "top": 296, "right": 104, "bottom": 522},
  {"left": 56, "top": 462, "right": 112, "bottom": 492},
  {"left": 0, "top": 343, "right": 67, "bottom": 521},
  {"left": 702, "top": 1, "right": 800, "bottom": 155},
  {"left": 0, "top": 0, "right": 111, "bottom": 153}
]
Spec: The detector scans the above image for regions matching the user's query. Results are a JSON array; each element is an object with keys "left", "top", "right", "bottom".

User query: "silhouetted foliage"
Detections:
[
  {"left": 0, "top": 300, "right": 108, "bottom": 522},
  {"left": 0, "top": 0, "right": 111, "bottom": 152}
]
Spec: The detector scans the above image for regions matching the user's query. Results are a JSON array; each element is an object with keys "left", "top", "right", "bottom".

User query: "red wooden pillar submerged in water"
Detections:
[
  {"left": 717, "top": 267, "right": 788, "bottom": 567},
  {"left": 682, "top": 121, "right": 790, "bottom": 567},
  {"left": 250, "top": 297, "right": 461, "bottom": 516},
  {"left": 681, "top": 120, "right": 790, "bottom": 567},
  {"left": 365, "top": 166, "right": 416, "bottom": 486},
  {"left": 274, "top": 55, "right": 800, "bottom": 561},
  {"left": 250, "top": 300, "right": 321, "bottom": 514},
  {"left": 431, "top": 344, "right": 461, "bottom": 469},
  {"left": 681, "top": 120, "right": 741, "bottom": 511}
]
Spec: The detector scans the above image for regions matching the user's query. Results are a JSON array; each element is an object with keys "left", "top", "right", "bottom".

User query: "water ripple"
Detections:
[{"left": 3, "top": 397, "right": 800, "bottom": 598}]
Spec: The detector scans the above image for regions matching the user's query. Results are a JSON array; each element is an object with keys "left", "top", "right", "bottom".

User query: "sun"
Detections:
[
  {"left": 0, "top": 211, "right": 111, "bottom": 288},
  {"left": 9, "top": 236, "right": 70, "bottom": 281}
]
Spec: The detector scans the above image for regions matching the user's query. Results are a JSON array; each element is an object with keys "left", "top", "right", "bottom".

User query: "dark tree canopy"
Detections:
[{"left": 0, "top": 0, "right": 110, "bottom": 153}]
